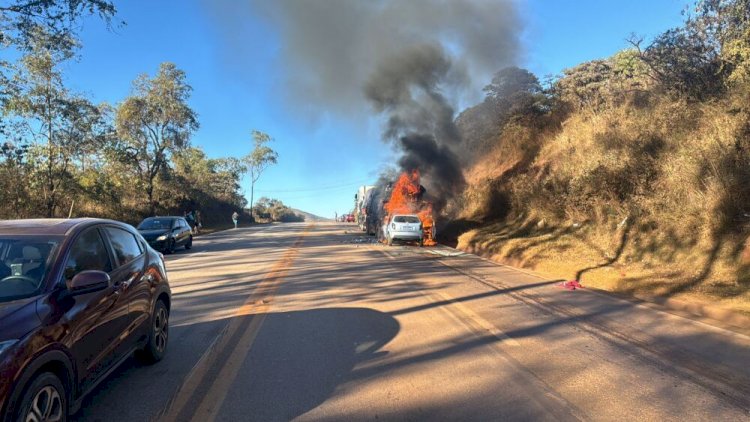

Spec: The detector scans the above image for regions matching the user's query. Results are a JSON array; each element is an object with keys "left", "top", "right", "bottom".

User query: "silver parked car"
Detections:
[{"left": 383, "top": 214, "right": 423, "bottom": 246}]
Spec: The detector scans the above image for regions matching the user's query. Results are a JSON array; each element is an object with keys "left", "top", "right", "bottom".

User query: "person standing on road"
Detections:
[
  {"left": 194, "top": 210, "right": 202, "bottom": 234},
  {"left": 232, "top": 211, "right": 239, "bottom": 229},
  {"left": 185, "top": 210, "right": 196, "bottom": 233}
]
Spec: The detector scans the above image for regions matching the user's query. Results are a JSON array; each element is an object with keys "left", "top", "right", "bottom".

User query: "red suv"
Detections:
[{"left": 0, "top": 219, "right": 171, "bottom": 422}]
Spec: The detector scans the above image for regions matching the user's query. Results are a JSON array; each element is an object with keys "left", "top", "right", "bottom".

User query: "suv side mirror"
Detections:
[{"left": 66, "top": 270, "right": 110, "bottom": 295}]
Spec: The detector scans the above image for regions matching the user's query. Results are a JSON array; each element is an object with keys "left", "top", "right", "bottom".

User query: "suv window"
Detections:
[
  {"left": 64, "top": 229, "right": 112, "bottom": 280},
  {"left": 104, "top": 227, "right": 143, "bottom": 267}
]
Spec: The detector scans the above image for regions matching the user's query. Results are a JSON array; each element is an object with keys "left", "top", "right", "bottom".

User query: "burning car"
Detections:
[
  {"left": 361, "top": 170, "right": 437, "bottom": 246},
  {"left": 379, "top": 170, "right": 437, "bottom": 246},
  {"left": 383, "top": 214, "right": 423, "bottom": 246}
]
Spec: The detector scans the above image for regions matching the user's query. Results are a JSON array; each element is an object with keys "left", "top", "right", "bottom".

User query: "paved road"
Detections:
[{"left": 71, "top": 222, "right": 750, "bottom": 421}]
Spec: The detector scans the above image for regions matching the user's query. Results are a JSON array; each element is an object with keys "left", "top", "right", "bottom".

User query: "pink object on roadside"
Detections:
[{"left": 558, "top": 280, "right": 584, "bottom": 290}]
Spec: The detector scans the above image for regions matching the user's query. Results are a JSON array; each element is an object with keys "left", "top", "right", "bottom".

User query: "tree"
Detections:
[
  {"left": 483, "top": 67, "right": 542, "bottom": 104},
  {"left": 115, "top": 62, "right": 198, "bottom": 216},
  {"left": 639, "top": 28, "right": 725, "bottom": 100},
  {"left": 244, "top": 130, "right": 278, "bottom": 219},
  {"left": 252, "top": 197, "right": 303, "bottom": 222},
  {"left": 625, "top": 0, "right": 750, "bottom": 100},
  {"left": 3, "top": 33, "right": 106, "bottom": 216},
  {"left": 171, "top": 147, "right": 248, "bottom": 211},
  {"left": 0, "top": 1, "right": 117, "bottom": 164},
  {"left": 693, "top": 0, "right": 750, "bottom": 86},
  {"left": 0, "top": 0, "right": 116, "bottom": 53},
  {"left": 0, "top": 142, "right": 29, "bottom": 218},
  {"left": 484, "top": 67, "right": 551, "bottom": 117},
  {"left": 554, "top": 60, "right": 614, "bottom": 110}
]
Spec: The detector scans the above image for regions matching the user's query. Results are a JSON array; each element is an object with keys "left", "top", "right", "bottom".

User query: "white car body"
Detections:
[{"left": 383, "top": 214, "right": 423, "bottom": 245}]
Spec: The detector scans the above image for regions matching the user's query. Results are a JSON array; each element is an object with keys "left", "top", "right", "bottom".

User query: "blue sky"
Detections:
[{"left": 64, "top": 0, "right": 687, "bottom": 219}]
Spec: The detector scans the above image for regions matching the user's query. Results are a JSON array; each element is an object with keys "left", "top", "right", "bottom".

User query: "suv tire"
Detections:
[
  {"left": 138, "top": 300, "right": 169, "bottom": 363},
  {"left": 14, "top": 372, "right": 67, "bottom": 422}
]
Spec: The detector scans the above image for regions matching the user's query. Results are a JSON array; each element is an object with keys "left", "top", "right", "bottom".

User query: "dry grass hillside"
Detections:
[
  {"left": 453, "top": 94, "right": 750, "bottom": 315},
  {"left": 447, "top": 1, "right": 750, "bottom": 315}
]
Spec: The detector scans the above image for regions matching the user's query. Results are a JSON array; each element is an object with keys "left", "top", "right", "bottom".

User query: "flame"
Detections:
[{"left": 384, "top": 170, "right": 437, "bottom": 246}]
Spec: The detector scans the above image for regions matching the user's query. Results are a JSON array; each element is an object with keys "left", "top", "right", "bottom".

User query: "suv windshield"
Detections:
[
  {"left": 0, "top": 237, "right": 58, "bottom": 302},
  {"left": 394, "top": 216, "right": 420, "bottom": 224},
  {"left": 138, "top": 218, "right": 174, "bottom": 230}
]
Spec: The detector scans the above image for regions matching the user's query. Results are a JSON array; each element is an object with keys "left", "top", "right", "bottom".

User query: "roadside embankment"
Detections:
[{"left": 455, "top": 217, "right": 750, "bottom": 326}]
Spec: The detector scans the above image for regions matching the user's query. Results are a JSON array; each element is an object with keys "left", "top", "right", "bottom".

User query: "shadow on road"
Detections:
[
  {"left": 219, "top": 307, "right": 399, "bottom": 421},
  {"left": 71, "top": 307, "right": 399, "bottom": 421}
]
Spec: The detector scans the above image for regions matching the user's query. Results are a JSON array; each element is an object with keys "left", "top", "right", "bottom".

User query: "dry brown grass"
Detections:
[
  {"left": 457, "top": 218, "right": 750, "bottom": 316},
  {"left": 453, "top": 93, "right": 750, "bottom": 316}
]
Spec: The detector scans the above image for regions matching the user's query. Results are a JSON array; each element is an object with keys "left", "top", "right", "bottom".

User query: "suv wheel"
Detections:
[
  {"left": 15, "top": 372, "right": 67, "bottom": 422},
  {"left": 138, "top": 300, "right": 169, "bottom": 363}
]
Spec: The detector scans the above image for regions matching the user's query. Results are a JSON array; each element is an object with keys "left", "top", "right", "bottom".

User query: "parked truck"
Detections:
[{"left": 354, "top": 185, "right": 375, "bottom": 231}]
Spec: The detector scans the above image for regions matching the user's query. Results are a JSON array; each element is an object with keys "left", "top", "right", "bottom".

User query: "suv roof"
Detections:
[{"left": 0, "top": 218, "right": 125, "bottom": 236}]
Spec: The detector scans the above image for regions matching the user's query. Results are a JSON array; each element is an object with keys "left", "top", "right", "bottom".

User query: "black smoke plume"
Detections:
[
  {"left": 398, "top": 133, "right": 464, "bottom": 212},
  {"left": 363, "top": 43, "right": 467, "bottom": 213},
  {"left": 206, "top": 0, "right": 522, "bottom": 212}
]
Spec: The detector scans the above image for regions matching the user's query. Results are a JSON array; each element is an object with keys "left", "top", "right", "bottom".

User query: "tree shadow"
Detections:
[
  {"left": 71, "top": 307, "right": 400, "bottom": 421},
  {"left": 575, "top": 217, "right": 632, "bottom": 281}
]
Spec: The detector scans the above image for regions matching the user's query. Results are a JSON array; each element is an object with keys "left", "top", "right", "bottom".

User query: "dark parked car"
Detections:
[
  {"left": 137, "top": 217, "right": 193, "bottom": 254},
  {"left": 0, "top": 218, "right": 171, "bottom": 422}
]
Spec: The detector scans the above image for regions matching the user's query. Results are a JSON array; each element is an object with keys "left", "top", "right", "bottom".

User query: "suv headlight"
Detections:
[
  {"left": 0, "top": 340, "right": 18, "bottom": 357},
  {"left": 156, "top": 234, "right": 168, "bottom": 241}
]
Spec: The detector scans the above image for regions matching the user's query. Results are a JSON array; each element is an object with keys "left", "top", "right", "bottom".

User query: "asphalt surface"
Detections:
[{"left": 71, "top": 222, "right": 750, "bottom": 421}]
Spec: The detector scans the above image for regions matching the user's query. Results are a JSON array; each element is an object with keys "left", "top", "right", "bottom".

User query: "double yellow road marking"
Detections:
[{"left": 160, "top": 226, "right": 312, "bottom": 422}]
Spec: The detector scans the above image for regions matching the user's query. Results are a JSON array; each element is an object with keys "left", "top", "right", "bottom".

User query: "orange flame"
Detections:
[{"left": 384, "top": 170, "right": 437, "bottom": 246}]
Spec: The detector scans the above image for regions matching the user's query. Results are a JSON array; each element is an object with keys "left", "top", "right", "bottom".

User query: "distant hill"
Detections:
[{"left": 291, "top": 209, "right": 331, "bottom": 222}]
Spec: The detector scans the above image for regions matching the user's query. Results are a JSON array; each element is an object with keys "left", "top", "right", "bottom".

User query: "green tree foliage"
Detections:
[
  {"left": 115, "top": 62, "right": 199, "bottom": 216},
  {"left": 244, "top": 130, "right": 278, "bottom": 217},
  {"left": 3, "top": 33, "right": 107, "bottom": 216},
  {"left": 252, "top": 197, "right": 303, "bottom": 223},
  {"left": 553, "top": 50, "right": 653, "bottom": 112},
  {"left": 0, "top": 1, "right": 116, "bottom": 129},
  {"left": 673, "top": 0, "right": 750, "bottom": 86},
  {"left": 0, "top": 0, "right": 116, "bottom": 52},
  {"left": 484, "top": 67, "right": 542, "bottom": 103},
  {"left": 457, "top": 66, "right": 547, "bottom": 162},
  {"left": 640, "top": 28, "right": 725, "bottom": 100},
  {"left": 169, "top": 147, "right": 248, "bottom": 223},
  {"left": 554, "top": 60, "right": 615, "bottom": 110},
  {"left": 0, "top": 2, "right": 250, "bottom": 226},
  {"left": 626, "top": 0, "right": 750, "bottom": 99},
  {"left": 0, "top": 141, "right": 29, "bottom": 216}
]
